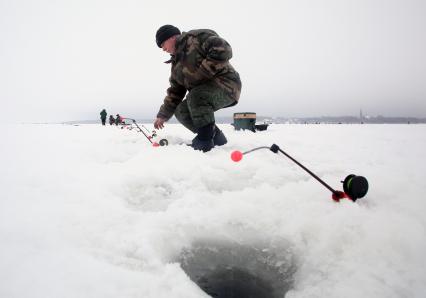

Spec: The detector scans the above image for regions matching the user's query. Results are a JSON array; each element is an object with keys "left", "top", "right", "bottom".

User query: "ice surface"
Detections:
[{"left": 1, "top": 123, "right": 425, "bottom": 298}]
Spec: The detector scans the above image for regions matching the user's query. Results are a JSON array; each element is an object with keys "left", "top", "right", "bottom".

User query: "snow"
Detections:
[{"left": 1, "top": 123, "right": 425, "bottom": 298}]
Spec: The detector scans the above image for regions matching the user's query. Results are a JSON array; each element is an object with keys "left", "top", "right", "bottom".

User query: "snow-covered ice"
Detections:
[{"left": 1, "top": 123, "right": 425, "bottom": 298}]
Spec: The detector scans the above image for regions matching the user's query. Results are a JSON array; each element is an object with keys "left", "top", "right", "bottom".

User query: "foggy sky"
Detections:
[{"left": 1, "top": 0, "right": 425, "bottom": 123}]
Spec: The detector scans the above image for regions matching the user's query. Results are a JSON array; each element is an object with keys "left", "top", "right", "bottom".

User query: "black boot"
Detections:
[
  {"left": 213, "top": 125, "right": 227, "bottom": 146},
  {"left": 191, "top": 123, "right": 215, "bottom": 152}
]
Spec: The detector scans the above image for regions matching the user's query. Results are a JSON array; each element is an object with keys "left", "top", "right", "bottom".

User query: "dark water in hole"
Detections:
[{"left": 178, "top": 240, "right": 296, "bottom": 298}]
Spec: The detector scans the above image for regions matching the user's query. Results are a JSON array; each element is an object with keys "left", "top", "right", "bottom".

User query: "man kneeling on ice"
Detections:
[{"left": 153, "top": 25, "right": 242, "bottom": 152}]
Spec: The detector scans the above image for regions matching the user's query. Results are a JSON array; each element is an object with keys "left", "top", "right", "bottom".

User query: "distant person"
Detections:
[
  {"left": 100, "top": 109, "right": 107, "bottom": 125},
  {"left": 153, "top": 25, "right": 241, "bottom": 152},
  {"left": 115, "top": 114, "right": 122, "bottom": 125},
  {"left": 109, "top": 115, "right": 115, "bottom": 125}
]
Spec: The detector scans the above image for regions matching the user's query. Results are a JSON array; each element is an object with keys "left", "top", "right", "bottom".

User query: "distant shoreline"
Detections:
[{"left": 59, "top": 115, "right": 426, "bottom": 125}]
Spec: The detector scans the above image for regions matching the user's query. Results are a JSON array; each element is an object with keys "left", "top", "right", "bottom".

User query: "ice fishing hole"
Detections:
[{"left": 178, "top": 239, "right": 296, "bottom": 298}]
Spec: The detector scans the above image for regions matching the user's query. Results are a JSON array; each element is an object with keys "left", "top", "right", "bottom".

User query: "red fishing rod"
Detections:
[
  {"left": 122, "top": 118, "right": 168, "bottom": 147},
  {"left": 231, "top": 144, "right": 368, "bottom": 202}
]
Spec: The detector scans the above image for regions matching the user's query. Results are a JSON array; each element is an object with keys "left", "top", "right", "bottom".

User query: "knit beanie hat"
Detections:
[{"left": 156, "top": 25, "right": 181, "bottom": 47}]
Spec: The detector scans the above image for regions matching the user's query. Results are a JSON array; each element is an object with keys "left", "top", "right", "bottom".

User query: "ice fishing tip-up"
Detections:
[
  {"left": 231, "top": 144, "right": 369, "bottom": 202},
  {"left": 122, "top": 118, "right": 168, "bottom": 147}
]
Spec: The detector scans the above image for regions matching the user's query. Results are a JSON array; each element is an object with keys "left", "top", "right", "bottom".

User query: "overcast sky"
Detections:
[{"left": 1, "top": 0, "right": 425, "bottom": 123}]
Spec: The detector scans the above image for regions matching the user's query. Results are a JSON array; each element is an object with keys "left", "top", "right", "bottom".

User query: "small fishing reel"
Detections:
[
  {"left": 342, "top": 174, "right": 369, "bottom": 201},
  {"left": 159, "top": 139, "right": 169, "bottom": 146}
]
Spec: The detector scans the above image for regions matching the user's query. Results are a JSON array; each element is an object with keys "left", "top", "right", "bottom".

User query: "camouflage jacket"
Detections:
[{"left": 157, "top": 29, "right": 242, "bottom": 120}]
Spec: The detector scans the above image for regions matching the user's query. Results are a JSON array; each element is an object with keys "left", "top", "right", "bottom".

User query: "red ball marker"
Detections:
[{"left": 231, "top": 150, "right": 243, "bottom": 162}]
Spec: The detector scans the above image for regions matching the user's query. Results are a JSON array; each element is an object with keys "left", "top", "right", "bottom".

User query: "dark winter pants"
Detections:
[
  {"left": 174, "top": 82, "right": 236, "bottom": 133},
  {"left": 101, "top": 118, "right": 106, "bottom": 125}
]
